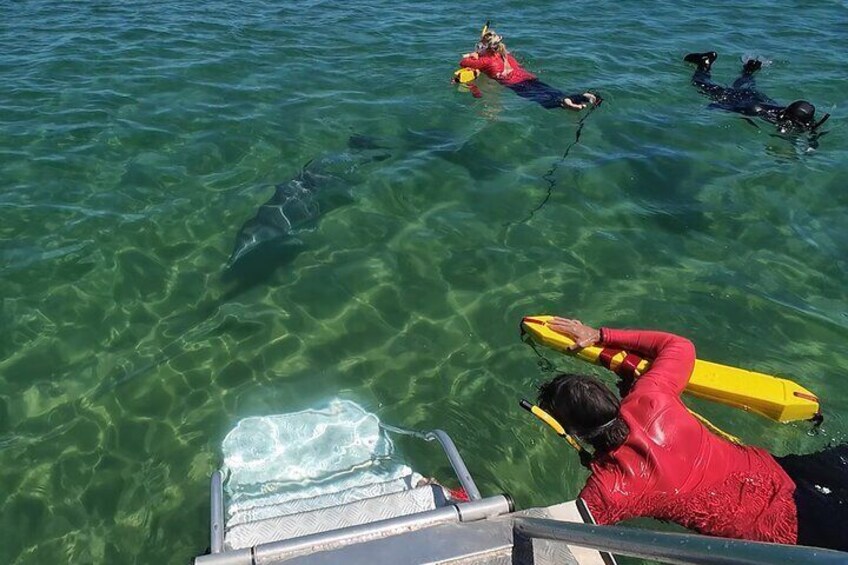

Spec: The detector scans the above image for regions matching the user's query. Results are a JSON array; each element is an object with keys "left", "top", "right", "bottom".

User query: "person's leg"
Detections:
[
  {"left": 509, "top": 79, "right": 593, "bottom": 110},
  {"left": 710, "top": 59, "right": 775, "bottom": 120},
  {"left": 508, "top": 79, "right": 561, "bottom": 109},
  {"left": 684, "top": 51, "right": 725, "bottom": 100},
  {"left": 731, "top": 59, "right": 762, "bottom": 90},
  {"left": 692, "top": 70, "right": 726, "bottom": 99},
  {"left": 684, "top": 51, "right": 717, "bottom": 68},
  {"left": 776, "top": 444, "right": 848, "bottom": 551}
]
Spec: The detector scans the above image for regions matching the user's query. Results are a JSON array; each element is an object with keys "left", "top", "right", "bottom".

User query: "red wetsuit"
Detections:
[
  {"left": 579, "top": 328, "right": 798, "bottom": 544},
  {"left": 459, "top": 52, "right": 536, "bottom": 85}
]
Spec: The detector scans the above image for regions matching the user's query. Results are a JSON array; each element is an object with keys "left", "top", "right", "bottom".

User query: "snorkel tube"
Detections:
[
  {"left": 519, "top": 399, "right": 593, "bottom": 468},
  {"left": 811, "top": 112, "right": 831, "bottom": 132},
  {"left": 476, "top": 20, "right": 494, "bottom": 54}
]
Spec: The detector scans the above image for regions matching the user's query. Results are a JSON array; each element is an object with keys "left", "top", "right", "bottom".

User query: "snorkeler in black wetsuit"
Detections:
[{"left": 684, "top": 51, "right": 830, "bottom": 134}]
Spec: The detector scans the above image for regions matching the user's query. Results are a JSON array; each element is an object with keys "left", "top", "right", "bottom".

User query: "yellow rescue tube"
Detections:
[
  {"left": 521, "top": 316, "right": 821, "bottom": 424},
  {"left": 453, "top": 68, "right": 480, "bottom": 84}
]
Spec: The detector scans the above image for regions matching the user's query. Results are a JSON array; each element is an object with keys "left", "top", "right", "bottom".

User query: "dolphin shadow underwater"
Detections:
[{"left": 223, "top": 138, "right": 389, "bottom": 287}]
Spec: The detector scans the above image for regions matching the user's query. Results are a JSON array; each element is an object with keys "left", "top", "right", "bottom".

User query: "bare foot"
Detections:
[{"left": 562, "top": 97, "right": 586, "bottom": 111}]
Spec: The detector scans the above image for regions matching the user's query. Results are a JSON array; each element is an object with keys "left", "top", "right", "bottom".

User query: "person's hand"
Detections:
[
  {"left": 462, "top": 52, "right": 479, "bottom": 59},
  {"left": 547, "top": 317, "right": 600, "bottom": 350}
]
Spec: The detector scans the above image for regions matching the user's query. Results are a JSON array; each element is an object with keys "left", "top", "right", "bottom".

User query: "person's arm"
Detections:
[
  {"left": 459, "top": 52, "right": 484, "bottom": 69},
  {"left": 599, "top": 327, "right": 695, "bottom": 394},
  {"left": 547, "top": 317, "right": 695, "bottom": 395}
]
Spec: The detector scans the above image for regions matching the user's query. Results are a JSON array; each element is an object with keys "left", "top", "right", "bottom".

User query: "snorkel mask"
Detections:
[
  {"left": 476, "top": 20, "right": 502, "bottom": 54},
  {"left": 777, "top": 100, "right": 830, "bottom": 133}
]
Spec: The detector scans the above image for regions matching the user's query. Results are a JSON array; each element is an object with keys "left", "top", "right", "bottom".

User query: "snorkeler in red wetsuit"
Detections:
[
  {"left": 536, "top": 317, "right": 848, "bottom": 551},
  {"left": 459, "top": 27, "right": 599, "bottom": 111}
]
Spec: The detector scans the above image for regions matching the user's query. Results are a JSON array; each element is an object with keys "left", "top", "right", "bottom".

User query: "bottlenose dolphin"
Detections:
[
  {"left": 226, "top": 140, "right": 390, "bottom": 270},
  {"left": 226, "top": 160, "right": 351, "bottom": 268}
]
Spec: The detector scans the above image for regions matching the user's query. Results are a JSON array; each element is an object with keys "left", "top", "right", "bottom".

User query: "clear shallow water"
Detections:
[{"left": 1, "top": 1, "right": 847, "bottom": 562}]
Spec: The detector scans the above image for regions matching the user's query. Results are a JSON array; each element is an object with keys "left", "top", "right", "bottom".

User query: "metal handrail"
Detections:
[
  {"left": 379, "top": 424, "right": 482, "bottom": 500},
  {"left": 210, "top": 470, "right": 225, "bottom": 553},
  {"left": 513, "top": 517, "right": 848, "bottom": 565}
]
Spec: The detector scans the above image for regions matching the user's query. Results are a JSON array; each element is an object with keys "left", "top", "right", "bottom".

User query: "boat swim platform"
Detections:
[
  {"left": 195, "top": 424, "right": 847, "bottom": 565},
  {"left": 194, "top": 481, "right": 848, "bottom": 565},
  {"left": 195, "top": 424, "right": 611, "bottom": 565},
  {"left": 196, "top": 488, "right": 609, "bottom": 565}
]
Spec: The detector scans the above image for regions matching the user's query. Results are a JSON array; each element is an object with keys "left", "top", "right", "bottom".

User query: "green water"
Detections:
[{"left": 1, "top": 1, "right": 847, "bottom": 563}]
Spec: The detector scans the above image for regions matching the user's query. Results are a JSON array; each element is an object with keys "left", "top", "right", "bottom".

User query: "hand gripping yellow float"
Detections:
[
  {"left": 452, "top": 21, "right": 489, "bottom": 95},
  {"left": 453, "top": 68, "right": 480, "bottom": 84},
  {"left": 521, "top": 316, "right": 822, "bottom": 424}
]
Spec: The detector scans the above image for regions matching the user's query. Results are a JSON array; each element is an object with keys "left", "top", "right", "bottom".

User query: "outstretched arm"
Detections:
[
  {"left": 548, "top": 317, "right": 696, "bottom": 395},
  {"left": 459, "top": 52, "right": 484, "bottom": 69},
  {"left": 600, "top": 327, "right": 695, "bottom": 394}
]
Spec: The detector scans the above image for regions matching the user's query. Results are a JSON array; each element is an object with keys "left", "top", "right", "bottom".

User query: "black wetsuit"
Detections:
[
  {"left": 776, "top": 443, "right": 848, "bottom": 551},
  {"left": 507, "top": 80, "right": 591, "bottom": 110},
  {"left": 691, "top": 65, "right": 784, "bottom": 124}
]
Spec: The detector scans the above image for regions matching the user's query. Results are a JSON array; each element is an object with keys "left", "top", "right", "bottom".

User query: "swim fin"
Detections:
[
  {"left": 684, "top": 51, "right": 717, "bottom": 71},
  {"left": 742, "top": 59, "right": 762, "bottom": 75}
]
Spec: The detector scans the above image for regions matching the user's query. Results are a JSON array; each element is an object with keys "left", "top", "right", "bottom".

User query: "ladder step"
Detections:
[
  {"left": 226, "top": 473, "right": 420, "bottom": 528},
  {"left": 224, "top": 484, "right": 447, "bottom": 550}
]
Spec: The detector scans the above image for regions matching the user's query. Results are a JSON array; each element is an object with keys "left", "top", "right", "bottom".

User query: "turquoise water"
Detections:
[{"left": 1, "top": 1, "right": 847, "bottom": 562}]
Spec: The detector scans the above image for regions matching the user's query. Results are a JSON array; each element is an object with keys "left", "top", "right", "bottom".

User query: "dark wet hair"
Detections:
[
  {"left": 781, "top": 100, "right": 816, "bottom": 127},
  {"left": 537, "top": 373, "right": 629, "bottom": 454}
]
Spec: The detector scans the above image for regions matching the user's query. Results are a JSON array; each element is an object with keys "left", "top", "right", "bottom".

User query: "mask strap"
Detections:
[{"left": 576, "top": 417, "right": 619, "bottom": 441}]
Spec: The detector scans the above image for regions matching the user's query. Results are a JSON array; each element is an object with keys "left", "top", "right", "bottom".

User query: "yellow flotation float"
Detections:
[
  {"left": 521, "top": 315, "right": 821, "bottom": 424},
  {"left": 453, "top": 68, "right": 480, "bottom": 84},
  {"left": 452, "top": 21, "right": 488, "bottom": 93}
]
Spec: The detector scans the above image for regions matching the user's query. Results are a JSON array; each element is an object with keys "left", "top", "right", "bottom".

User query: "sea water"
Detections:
[{"left": 1, "top": 1, "right": 846, "bottom": 562}]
